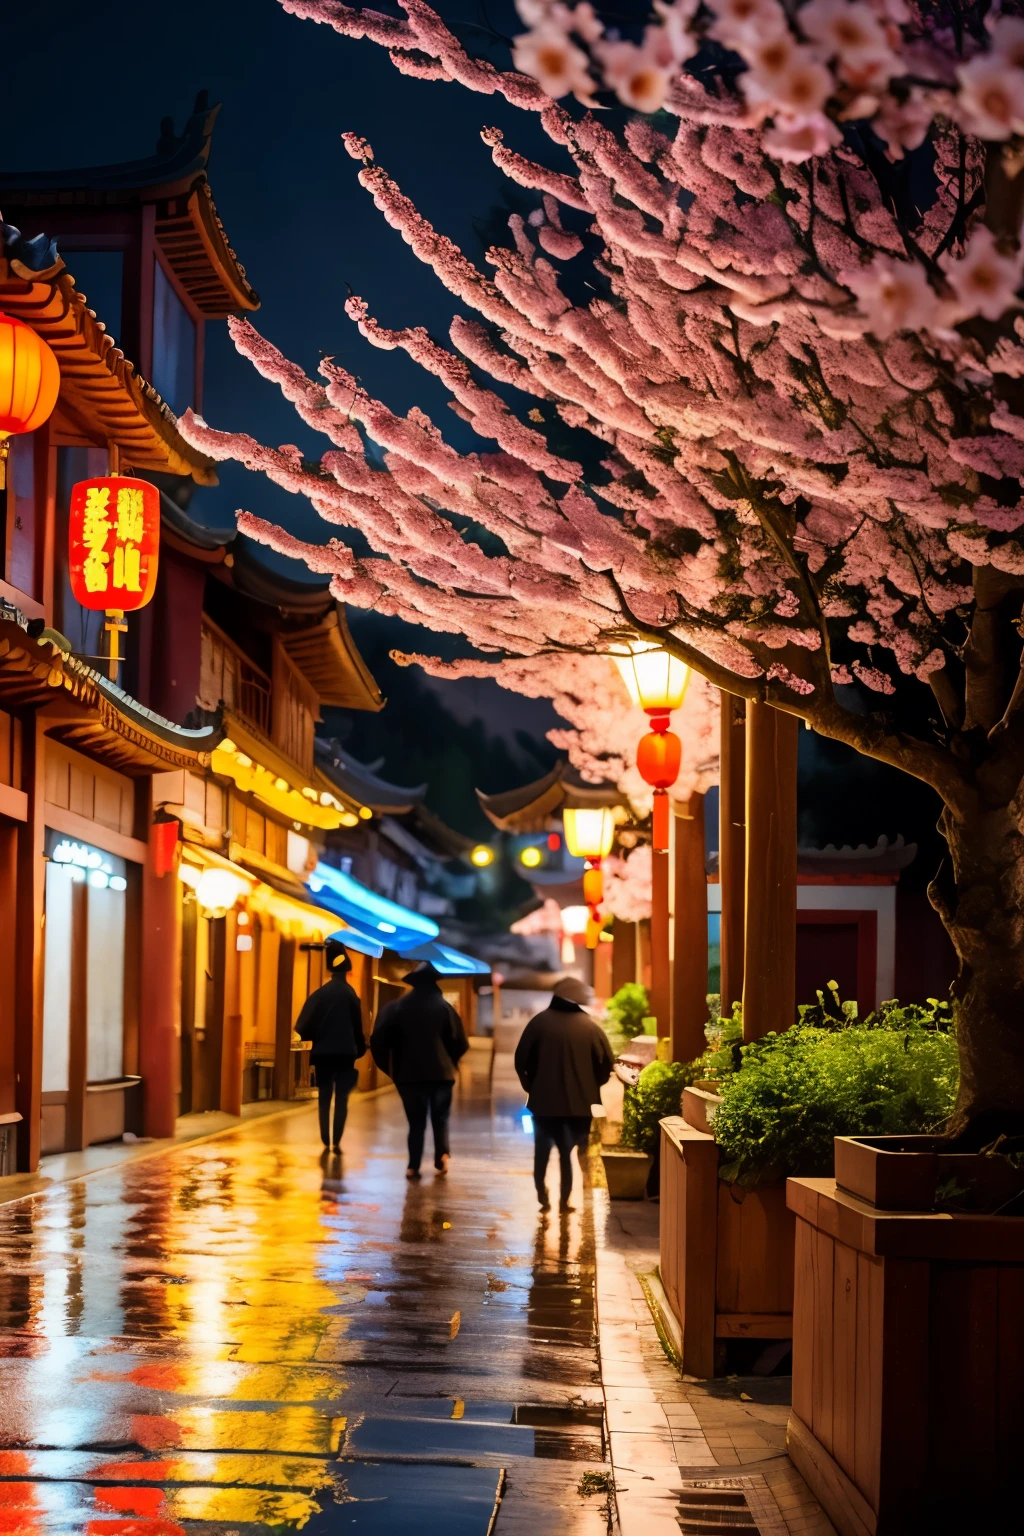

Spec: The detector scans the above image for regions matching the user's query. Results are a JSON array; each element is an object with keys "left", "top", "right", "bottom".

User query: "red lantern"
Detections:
[
  {"left": 69, "top": 476, "right": 160, "bottom": 612},
  {"left": 636, "top": 727, "right": 682, "bottom": 788},
  {"left": 637, "top": 722, "right": 682, "bottom": 853},
  {"left": 151, "top": 817, "right": 180, "bottom": 878}
]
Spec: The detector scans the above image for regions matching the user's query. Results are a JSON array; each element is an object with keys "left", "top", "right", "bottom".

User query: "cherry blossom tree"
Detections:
[{"left": 181, "top": 0, "right": 1024, "bottom": 1140}]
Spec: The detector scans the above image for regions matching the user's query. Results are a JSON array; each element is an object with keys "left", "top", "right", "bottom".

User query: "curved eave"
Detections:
[
  {"left": 476, "top": 761, "right": 623, "bottom": 832},
  {"left": 0, "top": 624, "right": 219, "bottom": 775},
  {"left": 0, "top": 259, "right": 217, "bottom": 484},
  {"left": 282, "top": 606, "right": 383, "bottom": 713}
]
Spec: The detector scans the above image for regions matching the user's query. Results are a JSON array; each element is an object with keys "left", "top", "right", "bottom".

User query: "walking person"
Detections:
[
  {"left": 295, "top": 938, "right": 366, "bottom": 1155},
  {"left": 371, "top": 962, "right": 468, "bottom": 1179},
  {"left": 514, "top": 977, "right": 614, "bottom": 1213}
]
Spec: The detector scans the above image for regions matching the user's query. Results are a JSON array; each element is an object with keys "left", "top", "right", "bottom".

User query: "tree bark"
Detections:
[{"left": 931, "top": 796, "right": 1024, "bottom": 1143}]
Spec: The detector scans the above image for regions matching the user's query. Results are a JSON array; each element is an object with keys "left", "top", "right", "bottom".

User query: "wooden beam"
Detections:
[
  {"left": 139, "top": 813, "right": 183, "bottom": 1138},
  {"left": 719, "top": 692, "right": 746, "bottom": 1015},
  {"left": 672, "top": 793, "right": 708, "bottom": 1065},
  {"left": 742, "top": 700, "right": 799, "bottom": 1042},
  {"left": 42, "top": 804, "right": 148, "bottom": 864}
]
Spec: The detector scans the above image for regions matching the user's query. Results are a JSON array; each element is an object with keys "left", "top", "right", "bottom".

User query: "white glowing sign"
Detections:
[{"left": 51, "top": 839, "right": 127, "bottom": 891}]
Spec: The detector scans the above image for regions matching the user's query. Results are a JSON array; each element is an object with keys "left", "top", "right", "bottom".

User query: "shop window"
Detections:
[
  {"left": 41, "top": 863, "right": 74, "bottom": 1094},
  {"left": 41, "top": 836, "right": 130, "bottom": 1100},
  {"left": 152, "top": 260, "right": 196, "bottom": 418},
  {"left": 87, "top": 881, "right": 126, "bottom": 1081}
]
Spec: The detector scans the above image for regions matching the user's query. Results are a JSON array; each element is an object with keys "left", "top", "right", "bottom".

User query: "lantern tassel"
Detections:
[{"left": 652, "top": 789, "right": 669, "bottom": 851}]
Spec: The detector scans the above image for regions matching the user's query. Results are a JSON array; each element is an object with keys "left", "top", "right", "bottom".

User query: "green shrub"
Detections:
[
  {"left": 606, "top": 982, "right": 650, "bottom": 1036},
  {"left": 688, "top": 1004, "right": 744, "bottom": 1083},
  {"left": 711, "top": 1018, "right": 959, "bottom": 1185},
  {"left": 621, "top": 1060, "right": 697, "bottom": 1154}
]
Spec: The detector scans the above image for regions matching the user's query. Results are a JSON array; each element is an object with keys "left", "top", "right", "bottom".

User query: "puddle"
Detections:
[{"left": 344, "top": 1401, "right": 605, "bottom": 1462}]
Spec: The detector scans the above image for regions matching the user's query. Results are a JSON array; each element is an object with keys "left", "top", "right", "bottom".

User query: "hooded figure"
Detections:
[
  {"left": 295, "top": 939, "right": 366, "bottom": 1153},
  {"left": 514, "top": 977, "right": 614, "bottom": 1212},
  {"left": 371, "top": 961, "right": 469, "bottom": 1178}
]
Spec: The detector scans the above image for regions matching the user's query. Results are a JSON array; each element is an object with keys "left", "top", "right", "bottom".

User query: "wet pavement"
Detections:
[{"left": 0, "top": 1052, "right": 613, "bottom": 1535}]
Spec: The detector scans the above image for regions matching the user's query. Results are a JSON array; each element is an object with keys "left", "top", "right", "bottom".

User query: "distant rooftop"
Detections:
[{"left": 0, "top": 91, "right": 258, "bottom": 317}]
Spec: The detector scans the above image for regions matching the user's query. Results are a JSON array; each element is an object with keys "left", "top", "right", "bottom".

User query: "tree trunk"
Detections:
[{"left": 932, "top": 797, "right": 1024, "bottom": 1144}]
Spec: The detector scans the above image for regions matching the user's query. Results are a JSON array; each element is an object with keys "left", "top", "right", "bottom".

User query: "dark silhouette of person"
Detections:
[
  {"left": 514, "top": 977, "right": 614, "bottom": 1212},
  {"left": 371, "top": 961, "right": 468, "bottom": 1178},
  {"left": 295, "top": 938, "right": 366, "bottom": 1153}
]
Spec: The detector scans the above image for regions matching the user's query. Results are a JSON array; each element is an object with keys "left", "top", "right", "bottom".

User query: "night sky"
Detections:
[
  {"left": 3, "top": 0, "right": 572, "bottom": 828},
  {"left": 2, "top": 1, "right": 946, "bottom": 869}
]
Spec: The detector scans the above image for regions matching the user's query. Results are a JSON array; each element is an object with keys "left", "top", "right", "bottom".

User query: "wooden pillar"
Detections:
[
  {"left": 274, "top": 934, "right": 297, "bottom": 1101},
  {"left": 139, "top": 825, "right": 183, "bottom": 1139},
  {"left": 611, "top": 919, "right": 635, "bottom": 992},
  {"left": 14, "top": 714, "right": 45, "bottom": 1172},
  {"left": 592, "top": 936, "right": 612, "bottom": 1003},
  {"left": 651, "top": 844, "right": 671, "bottom": 1040},
  {"left": 638, "top": 920, "right": 652, "bottom": 992},
  {"left": 719, "top": 692, "right": 747, "bottom": 1014},
  {"left": 672, "top": 792, "right": 707, "bottom": 1065},
  {"left": 742, "top": 700, "right": 799, "bottom": 1043},
  {"left": 220, "top": 910, "right": 242, "bottom": 1116}
]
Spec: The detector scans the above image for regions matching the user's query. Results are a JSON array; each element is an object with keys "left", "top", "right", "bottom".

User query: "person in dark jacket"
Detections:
[
  {"left": 371, "top": 962, "right": 469, "bottom": 1178},
  {"left": 295, "top": 938, "right": 366, "bottom": 1154},
  {"left": 515, "top": 977, "right": 614, "bottom": 1212}
]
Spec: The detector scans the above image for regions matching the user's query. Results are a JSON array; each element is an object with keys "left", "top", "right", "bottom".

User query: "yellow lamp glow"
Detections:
[
  {"left": 519, "top": 845, "right": 543, "bottom": 869},
  {"left": 358, "top": 806, "right": 373, "bottom": 820},
  {"left": 470, "top": 845, "right": 495, "bottom": 868},
  {"left": 340, "top": 812, "right": 359, "bottom": 828},
  {"left": 195, "top": 868, "right": 247, "bottom": 914},
  {"left": 613, "top": 640, "right": 690, "bottom": 715},
  {"left": 563, "top": 806, "right": 615, "bottom": 861}
]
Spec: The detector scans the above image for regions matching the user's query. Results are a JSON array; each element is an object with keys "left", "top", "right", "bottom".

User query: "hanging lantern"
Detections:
[
  {"left": 69, "top": 476, "right": 160, "bottom": 612},
  {"left": 562, "top": 807, "right": 615, "bottom": 861},
  {"left": 613, "top": 640, "right": 690, "bottom": 717},
  {"left": 0, "top": 313, "right": 60, "bottom": 488},
  {"left": 151, "top": 817, "right": 180, "bottom": 879},
  {"left": 564, "top": 807, "right": 615, "bottom": 950},
  {"left": 636, "top": 724, "right": 683, "bottom": 853},
  {"left": 612, "top": 640, "right": 688, "bottom": 853}
]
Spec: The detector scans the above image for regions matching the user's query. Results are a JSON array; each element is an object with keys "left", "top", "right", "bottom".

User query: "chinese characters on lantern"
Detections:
[{"left": 69, "top": 476, "right": 160, "bottom": 612}]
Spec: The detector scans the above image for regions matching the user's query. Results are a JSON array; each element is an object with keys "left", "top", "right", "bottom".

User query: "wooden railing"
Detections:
[{"left": 199, "top": 620, "right": 272, "bottom": 735}]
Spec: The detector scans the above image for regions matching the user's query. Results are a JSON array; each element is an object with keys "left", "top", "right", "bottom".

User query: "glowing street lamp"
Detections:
[
  {"left": 470, "top": 844, "right": 495, "bottom": 868},
  {"left": 563, "top": 806, "right": 615, "bottom": 950},
  {"left": 613, "top": 640, "right": 690, "bottom": 852}
]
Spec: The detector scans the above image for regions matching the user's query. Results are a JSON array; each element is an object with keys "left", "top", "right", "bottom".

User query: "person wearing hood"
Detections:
[
  {"left": 371, "top": 961, "right": 469, "bottom": 1178},
  {"left": 295, "top": 938, "right": 366, "bottom": 1154},
  {"left": 514, "top": 977, "right": 614, "bottom": 1212}
]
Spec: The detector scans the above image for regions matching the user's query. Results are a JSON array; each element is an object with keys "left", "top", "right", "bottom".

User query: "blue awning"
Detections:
[
  {"left": 325, "top": 925, "right": 384, "bottom": 959},
  {"left": 400, "top": 940, "right": 491, "bottom": 977},
  {"left": 306, "top": 861, "right": 439, "bottom": 952}
]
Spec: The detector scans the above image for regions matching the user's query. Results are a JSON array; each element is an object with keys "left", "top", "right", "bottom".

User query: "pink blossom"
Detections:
[
  {"left": 596, "top": 36, "right": 672, "bottom": 114},
  {"left": 513, "top": 25, "right": 592, "bottom": 100},
  {"left": 763, "top": 110, "right": 842, "bottom": 161},
  {"left": 842, "top": 254, "right": 940, "bottom": 339},
  {"left": 955, "top": 55, "right": 1024, "bottom": 140},
  {"left": 709, "top": 0, "right": 788, "bottom": 49},
  {"left": 799, "top": 0, "right": 899, "bottom": 87},
  {"left": 988, "top": 14, "right": 1024, "bottom": 72},
  {"left": 942, "top": 226, "right": 1024, "bottom": 324},
  {"left": 741, "top": 39, "right": 835, "bottom": 120}
]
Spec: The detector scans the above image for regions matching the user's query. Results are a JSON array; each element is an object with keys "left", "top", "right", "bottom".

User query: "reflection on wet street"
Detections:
[{"left": 0, "top": 1056, "right": 611, "bottom": 1533}]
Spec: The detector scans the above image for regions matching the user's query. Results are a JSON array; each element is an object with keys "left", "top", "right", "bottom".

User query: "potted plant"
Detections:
[
  {"left": 659, "top": 996, "right": 958, "bottom": 1381},
  {"left": 602, "top": 1058, "right": 693, "bottom": 1199}
]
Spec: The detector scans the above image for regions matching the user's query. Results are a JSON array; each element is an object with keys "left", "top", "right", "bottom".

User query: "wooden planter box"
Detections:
[
  {"left": 659, "top": 1099, "right": 795, "bottom": 1377},
  {"left": 787, "top": 1138, "right": 1024, "bottom": 1536}
]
